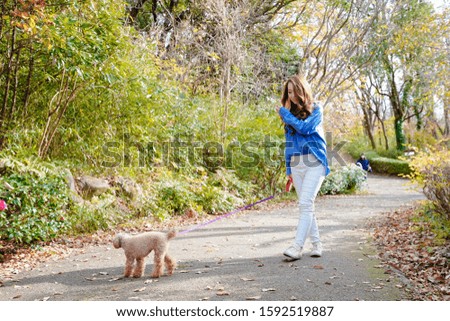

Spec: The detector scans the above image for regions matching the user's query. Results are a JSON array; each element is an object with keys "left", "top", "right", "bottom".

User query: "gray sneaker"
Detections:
[
  {"left": 310, "top": 242, "right": 323, "bottom": 257},
  {"left": 283, "top": 244, "right": 303, "bottom": 260}
]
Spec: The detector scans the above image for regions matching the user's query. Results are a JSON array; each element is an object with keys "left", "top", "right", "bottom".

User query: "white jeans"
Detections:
[{"left": 290, "top": 154, "right": 325, "bottom": 247}]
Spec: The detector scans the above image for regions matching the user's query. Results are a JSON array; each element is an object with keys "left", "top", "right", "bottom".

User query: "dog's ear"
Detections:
[
  {"left": 167, "top": 230, "right": 177, "bottom": 240},
  {"left": 112, "top": 234, "right": 122, "bottom": 249}
]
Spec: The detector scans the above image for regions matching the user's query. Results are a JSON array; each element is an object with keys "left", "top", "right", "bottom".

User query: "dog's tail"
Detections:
[{"left": 167, "top": 230, "right": 177, "bottom": 240}]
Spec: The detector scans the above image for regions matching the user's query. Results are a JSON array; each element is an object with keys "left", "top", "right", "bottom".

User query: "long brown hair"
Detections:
[{"left": 281, "top": 75, "right": 313, "bottom": 120}]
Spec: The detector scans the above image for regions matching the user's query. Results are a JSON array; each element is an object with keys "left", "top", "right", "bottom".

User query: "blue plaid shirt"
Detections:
[{"left": 279, "top": 103, "right": 330, "bottom": 176}]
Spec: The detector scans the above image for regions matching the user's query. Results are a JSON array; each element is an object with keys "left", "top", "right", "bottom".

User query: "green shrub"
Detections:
[
  {"left": 195, "top": 185, "right": 240, "bottom": 214},
  {"left": 66, "top": 192, "right": 134, "bottom": 235},
  {"left": 0, "top": 171, "right": 71, "bottom": 245},
  {"left": 153, "top": 179, "right": 196, "bottom": 219},
  {"left": 370, "top": 157, "right": 411, "bottom": 175},
  {"left": 319, "top": 165, "right": 367, "bottom": 195},
  {"left": 148, "top": 168, "right": 256, "bottom": 218},
  {"left": 408, "top": 148, "right": 450, "bottom": 221}
]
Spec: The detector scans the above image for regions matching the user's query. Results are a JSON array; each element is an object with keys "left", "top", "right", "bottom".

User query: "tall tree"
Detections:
[{"left": 373, "top": 0, "right": 436, "bottom": 150}]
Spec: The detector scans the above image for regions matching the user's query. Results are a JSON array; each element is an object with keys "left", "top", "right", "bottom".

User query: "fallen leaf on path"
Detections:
[
  {"left": 262, "top": 288, "right": 276, "bottom": 292},
  {"left": 216, "top": 291, "right": 229, "bottom": 296},
  {"left": 240, "top": 277, "right": 255, "bottom": 281},
  {"left": 134, "top": 287, "right": 146, "bottom": 292},
  {"left": 324, "top": 282, "right": 332, "bottom": 285},
  {"left": 109, "top": 277, "right": 121, "bottom": 282},
  {"left": 313, "top": 265, "right": 324, "bottom": 269},
  {"left": 246, "top": 296, "right": 261, "bottom": 300},
  {"left": 12, "top": 295, "right": 22, "bottom": 299}
]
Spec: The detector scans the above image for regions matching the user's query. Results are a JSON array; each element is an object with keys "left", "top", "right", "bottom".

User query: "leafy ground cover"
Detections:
[{"left": 371, "top": 205, "right": 449, "bottom": 301}]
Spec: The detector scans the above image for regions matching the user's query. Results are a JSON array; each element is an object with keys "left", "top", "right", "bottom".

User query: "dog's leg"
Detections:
[
  {"left": 124, "top": 257, "right": 134, "bottom": 277},
  {"left": 164, "top": 254, "right": 176, "bottom": 275},
  {"left": 133, "top": 257, "right": 145, "bottom": 278},
  {"left": 151, "top": 251, "right": 164, "bottom": 278}
]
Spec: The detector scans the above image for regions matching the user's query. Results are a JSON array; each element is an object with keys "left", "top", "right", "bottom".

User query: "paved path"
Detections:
[{"left": 0, "top": 175, "right": 424, "bottom": 301}]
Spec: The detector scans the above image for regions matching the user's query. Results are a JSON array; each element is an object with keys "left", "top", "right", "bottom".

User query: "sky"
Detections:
[{"left": 429, "top": 0, "right": 448, "bottom": 11}]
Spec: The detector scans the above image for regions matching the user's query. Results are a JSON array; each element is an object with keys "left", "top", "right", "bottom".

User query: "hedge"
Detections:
[{"left": 369, "top": 156, "right": 411, "bottom": 175}]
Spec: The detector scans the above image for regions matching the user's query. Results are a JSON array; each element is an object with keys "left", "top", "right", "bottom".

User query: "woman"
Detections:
[{"left": 276, "top": 75, "right": 330, "bottom": 260}]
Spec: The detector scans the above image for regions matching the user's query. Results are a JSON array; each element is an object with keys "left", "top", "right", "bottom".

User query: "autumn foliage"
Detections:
[
  {"left": 408, "top": 147, "right": 450, "bottom": 221},
  {"left": 372, "top": 206, "right": 449, "bottom": 300}
]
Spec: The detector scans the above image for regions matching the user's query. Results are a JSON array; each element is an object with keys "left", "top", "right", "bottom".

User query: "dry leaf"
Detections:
[
  {"left": 216, "top": 291, "right": 229, "bottom": 296},
  {"left": 262, "top": 288, "right": 276, "bottom": 292},
  {"left": 240, "top": 277, "right": 255, "bottom": 282},
  {"left": 313, "top": 265, "right": 324, "bottom": 269},
  {"left": 12, "top": 295, "right": 22, "bottom": 299},
  {"left": 246, "top": 296, "right": 261, "bottom": 300},
  {"left": 134, "top": 287, "right": 146, "bottom": 292}
]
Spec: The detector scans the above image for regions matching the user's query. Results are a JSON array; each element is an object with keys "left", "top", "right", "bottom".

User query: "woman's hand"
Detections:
[
  {"left": 276, "top": 106, "right": 285, "bottom": 123},
  {"left": 285, "top": 99, "right": 291, "bottom": 110}
]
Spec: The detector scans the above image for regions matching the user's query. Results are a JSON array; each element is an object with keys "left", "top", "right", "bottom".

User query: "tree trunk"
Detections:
[
  {"left": 444, "top": 90, "right": 449, "bottom": 137},
  {"left": 10, "top": 47, "right": 21, "bottom": 120},
  {"left": 394, "top": 118, "right": 406, "bottom": 151},
  {"left": 0, "top": 0, "right": 6, "bottom": 40},
  {"left": 22, "top": 46, "right": 34, "bottom": 120},
  {"left": 221, "top": 60, "right": 231, "bottom": 143},
  {"left": 361, "top": 104, "right": 376, "bottom": 149},
  {"left": 379, "top": 118, "right": 389, "bottom": 150},
  {"left": 38, "top": 73, "right": 79, "bottom": 158},
  {"left": 0, "top": 23, "right": 17, "bottom": 147}
]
